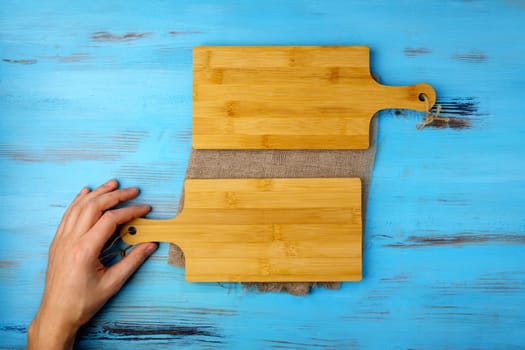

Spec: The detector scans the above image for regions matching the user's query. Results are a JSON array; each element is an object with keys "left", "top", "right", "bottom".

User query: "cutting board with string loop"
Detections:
[{"left": 192, "top": 46, "right": 436, "bottom": 149}]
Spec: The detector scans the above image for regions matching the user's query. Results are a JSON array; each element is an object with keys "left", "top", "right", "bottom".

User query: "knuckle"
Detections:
[
  {"left": 102, "top": 211, "right": 114, "bottom": 222},
  {"left": 84, "top": 199, "right": 104, "bottom": 215},
  {"left": 102, "top": 210, "right": 118, "bottom": 222},
  {"left": 68, "top": 205, "right": 81, "bottom": 217},
  {"left": 115, "top": 190, "right": 130, "bottom": 201},
  {"left": 85, "top": 197, "right": 99, "bottom": 209}
]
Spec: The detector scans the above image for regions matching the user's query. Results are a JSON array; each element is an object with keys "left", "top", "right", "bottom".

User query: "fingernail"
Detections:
[{"left": 146, "top": 243, "right": 158, "bottom": 255}]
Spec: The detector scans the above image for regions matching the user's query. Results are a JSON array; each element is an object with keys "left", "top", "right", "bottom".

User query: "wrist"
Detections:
[{"left": 28, "top": 311, "right": 78, "bottom": 350}]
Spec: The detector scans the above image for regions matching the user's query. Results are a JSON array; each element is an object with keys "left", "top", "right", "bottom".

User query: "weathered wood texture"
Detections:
[
  {"left": 1, "top": 0, "right": 524, "bottom": 349},
  {"left": 192, "top": 46, "right": 435, "bottom": 149}
]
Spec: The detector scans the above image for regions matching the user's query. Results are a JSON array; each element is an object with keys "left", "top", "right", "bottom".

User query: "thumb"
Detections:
[{"left": 103, "top": 242, "right": 158, "bottom": 294}]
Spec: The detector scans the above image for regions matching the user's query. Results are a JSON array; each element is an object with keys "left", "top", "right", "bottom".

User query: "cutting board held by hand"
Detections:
[
  {"left": 193, "top": 46, "right": 436, "bottom": 149},
  {"left": 120, "top": 178, "right": 362, "bottom": 282}
]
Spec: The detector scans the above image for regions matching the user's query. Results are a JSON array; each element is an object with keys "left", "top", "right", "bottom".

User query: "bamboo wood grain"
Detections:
[
  {"left": 192, "top": 46, "right": 436, "bottom": 149},
  {"left": 120, "top": 178, "right": 362, "bottom": 282}
]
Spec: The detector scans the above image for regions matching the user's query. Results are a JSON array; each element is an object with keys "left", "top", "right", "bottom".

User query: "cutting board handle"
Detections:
[
  {"left": 120, "top": 218, "right": 180, "bottom": 247},
  {"left": 373, "top": 82, "right": 436, "bottom": 112}
]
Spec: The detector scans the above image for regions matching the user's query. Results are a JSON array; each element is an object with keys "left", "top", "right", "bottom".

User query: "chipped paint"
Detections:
[
  {"left": 386, "top": 233, "right": 525, "bottom": 248},
  {"left": 432, "top": 118, "right": 470, "bottom": 129},
  {"left": 428, "top": 97, "right": 486, "bottom": 129},
  {"left": 39, "top": 53, "right": 91, "bottom": 63},
  {"left": 112, "top": 305, "right": 238, "bottom": 316},
  {"left": 404, "top": 47, "right": 432, "bottom": 57},
  {"left": 438, "top": 97, "right": 482, "bottom": 117},
  {"left": 0, "top": 145, "right": 118, "bottom": 162},
  {"left": 451, "top": 51, "right": 488, "bottom": 63},
  {"left": 49, "top": 203, "right": 67, "bottom": 208},
  {"left": 77, "top": 321, "right": 222, "bottom": 343},
  {"left": 394, "top": 97, "right": 484, "bottom": 129},
  {"left": 0, "top": 325, "right": 26, "bottom": 333},
  {"left": 2, "top": 58, "right": 37, "bottom": 65},
  {"left": 264, "top": 338, "right": 360, "bottom": 349},
  {"left": 91, "top": 31, "right": 150, "bottom": 42},
  {"left": 0, "top": 130, "right": 147, "bottom": 163},
  {"left": 169, "top": 31, "right": 201, "bottom": 35},
  {"left": 380, "top": 273, "right": 409, "bottom": 282},
  {"left": 0, "top": 261, "right": 17, "bottom": 268},
  {"left": 176, "top": 128, "right": 192, "bottom": 143}
]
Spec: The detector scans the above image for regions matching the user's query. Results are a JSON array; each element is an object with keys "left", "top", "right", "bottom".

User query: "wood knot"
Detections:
[
  {"left": 261, "top": 135, "right": 270, "bottom": 148},
  {"left": 258, "top": 179, "right": 273, "bottom": 192},
  {"left": 224, "top": 192, "right": 238, "bottom": 208},
  {"left": 288, "top": 47, "right": 297, "bottom": 66},
  {"left": 211, "top": 69, "right": 223, "bottom": 84},
  {"left": 225, "top": 101, "right": 238, "bottom": 117},
  {"left": 329, "top": 67, "right": 340, "bottom": 83}
]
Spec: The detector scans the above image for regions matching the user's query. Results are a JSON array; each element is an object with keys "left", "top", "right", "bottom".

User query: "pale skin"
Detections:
[{"left": 27, "top": 179, "right": 157, "bottom": 349}]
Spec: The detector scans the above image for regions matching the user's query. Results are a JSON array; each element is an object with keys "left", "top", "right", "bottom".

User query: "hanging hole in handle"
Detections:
[
  {"left": 418, "top": 92, "right": 427, "bottom": 102},
  {"left": 127, "top": 226, "right": 137, "bottom": 235}
]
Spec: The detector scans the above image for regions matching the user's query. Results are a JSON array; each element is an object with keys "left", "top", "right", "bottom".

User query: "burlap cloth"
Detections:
[{"left": 168, "top": 116, "right": 377, "bottom": 295}]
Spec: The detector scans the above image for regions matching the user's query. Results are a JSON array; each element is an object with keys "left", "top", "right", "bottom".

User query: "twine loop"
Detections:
[
  {"left": 99, "top": 234, "right": 134, "bottom": 263},
  {"left": 416, "top": 94, "right": 448, "bottom": 130}
]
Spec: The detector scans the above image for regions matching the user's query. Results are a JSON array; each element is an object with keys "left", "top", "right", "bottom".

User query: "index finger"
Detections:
[
  {"left": 74, "top": 187, "right": 139, "bottom": 235},
  {"left": 83, "top": 205, "right": 151, "bottom": 254}
]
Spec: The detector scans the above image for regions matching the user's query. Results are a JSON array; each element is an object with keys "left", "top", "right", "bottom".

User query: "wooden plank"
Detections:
[
  {"left": 193, "top": 46, "right": 436, "bottom": 149},
  {"left": 121, "top": 178, "right": 362, "bottom": 282}
]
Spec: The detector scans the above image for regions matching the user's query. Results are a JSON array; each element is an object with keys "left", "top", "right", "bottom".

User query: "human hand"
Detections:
[{"left": 27, "top": 179, "right": 157, "bottom": 349}]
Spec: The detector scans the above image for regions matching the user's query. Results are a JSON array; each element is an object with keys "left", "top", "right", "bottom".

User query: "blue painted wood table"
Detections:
[{"left": 1, "top": 1, "right": 524, "bottom": 348}]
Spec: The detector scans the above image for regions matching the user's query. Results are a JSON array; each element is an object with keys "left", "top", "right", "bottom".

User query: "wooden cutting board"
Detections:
[
  {"left": 120, "top": 178, "right": 362, "bottom": 282},
  {"left": 193, "top": 46, "right": 436, "bottom": 149}
]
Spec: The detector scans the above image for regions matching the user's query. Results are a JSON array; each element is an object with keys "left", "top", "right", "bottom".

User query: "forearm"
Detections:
[{"left": 27, "top": 311, "right": 78, "bottom": 350}]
